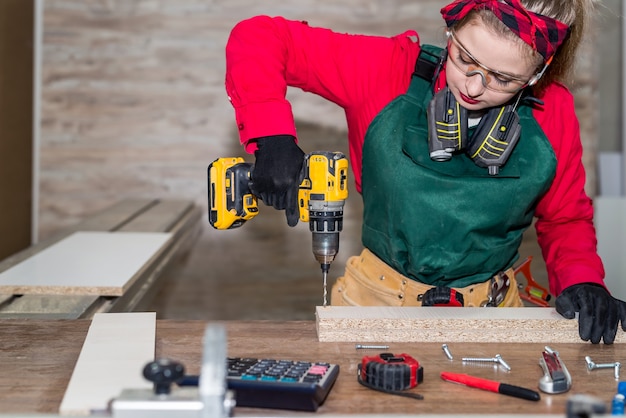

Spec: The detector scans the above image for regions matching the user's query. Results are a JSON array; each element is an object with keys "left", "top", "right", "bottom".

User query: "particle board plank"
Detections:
[
  {"left": 0, "top": 199, "right": 199, "bottom": 318},
  {"left": 0, "top": 231, "right": 172, "bottom": 296},
  {"left": 315, "top": 306, "right": 626, "bottom": 343},
  {"left": 0, "top": 199, "right": 157, "bottom": 274},
  {"left": 59, "top": 312, "right": 155, "bottom": 415},
  {"left": 0, "top": 294, "right": 101, "bottom": 319}
]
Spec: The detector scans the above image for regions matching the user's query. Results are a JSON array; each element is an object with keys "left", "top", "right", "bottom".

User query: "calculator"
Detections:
[{"left": 177, "top": 357, "right": 340, "bottom": 411}]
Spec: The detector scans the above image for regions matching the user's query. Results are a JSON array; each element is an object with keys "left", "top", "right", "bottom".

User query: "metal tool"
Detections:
[
  {"left": 538, "top": 346, "right": 571, "bottom": 394},
  {"left": 355, "top": 344, "right": 390, "bottom": 350},
  {"left": 110, "top": 323, "right": 234, "bottom": 418},
  {"left": 208, "top": 152, "right": 349, "bottom": 306},
  {"left": 585, "top": 356, "right": 621, "bottom": 380},
  {"left": 485, "top": 271, "right": 510, "bottom": 307},
  {"left": 462, "top": 354, "right": 511, "bottom": 371},
  {"left": 442, "top": 344, "right": 454, "bottom": 360}
]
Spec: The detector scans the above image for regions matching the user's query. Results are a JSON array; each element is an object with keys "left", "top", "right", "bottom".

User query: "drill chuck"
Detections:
[
  {"left": 309, "top": 199, "right": 344, "bottom": 271},
  {"left": 312, "top": 231, "right": 340, "bottom": 270}
]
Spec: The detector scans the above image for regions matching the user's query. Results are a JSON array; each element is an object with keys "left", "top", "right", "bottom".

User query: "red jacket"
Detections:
[{"left": 225, "top": 15, "right": 605, "bottom": 295}]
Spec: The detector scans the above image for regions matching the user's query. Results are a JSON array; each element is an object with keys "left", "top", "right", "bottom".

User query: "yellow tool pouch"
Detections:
[{"left": 330, "top": 248, "right": 523, "bottom": 307}]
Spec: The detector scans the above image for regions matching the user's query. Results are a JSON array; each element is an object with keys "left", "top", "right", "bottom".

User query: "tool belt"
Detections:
[{"left": 331, "top": 249, "right": 523, "bottom": 307}]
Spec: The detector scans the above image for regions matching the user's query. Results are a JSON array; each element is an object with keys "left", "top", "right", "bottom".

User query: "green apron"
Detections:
[{"left": 361, "top": 45, "right": 557, "bottom": 287}]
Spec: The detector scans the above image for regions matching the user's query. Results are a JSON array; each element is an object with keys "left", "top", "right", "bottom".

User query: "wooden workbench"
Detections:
[{"left": 0, "top": 319, "right": 622, "bottom": 416}]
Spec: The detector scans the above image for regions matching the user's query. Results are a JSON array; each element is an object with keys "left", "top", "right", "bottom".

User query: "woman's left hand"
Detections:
[{"left": 555, "top": 283, "right": 626, "bottom": 344}]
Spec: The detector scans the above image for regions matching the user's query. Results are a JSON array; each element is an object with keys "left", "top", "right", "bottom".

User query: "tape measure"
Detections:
[
  {"left": 357, "top": 353, "right": 424, "bottom": 399},
  {"left": 418, "top": 286, "right": 464, "bottom": 307}
]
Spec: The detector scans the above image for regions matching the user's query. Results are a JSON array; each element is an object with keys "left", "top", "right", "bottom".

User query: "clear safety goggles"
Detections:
[{"left": 446, "top": 30, "right": 535, "bottom": 94}]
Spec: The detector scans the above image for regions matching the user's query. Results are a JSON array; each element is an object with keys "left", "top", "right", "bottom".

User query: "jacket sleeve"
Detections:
[
  {"left": 225, "top": 15, "right": 418, "bottom": 153},
  {"left": 533, "top": 83, "right": 605, "bottom": 296}
]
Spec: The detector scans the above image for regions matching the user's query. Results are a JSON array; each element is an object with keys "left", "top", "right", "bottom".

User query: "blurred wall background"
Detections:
[{"left": 37, "top": 0, "right": 615, "bottom": 240}]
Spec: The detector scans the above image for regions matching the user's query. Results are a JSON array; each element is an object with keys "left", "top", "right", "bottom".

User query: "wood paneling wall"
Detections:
[
  {"left": 39, "top": 0, "right": 599, "bottom": 239},
  {"left": 0, "top": 0, "right": 34, "bottom": 259}
]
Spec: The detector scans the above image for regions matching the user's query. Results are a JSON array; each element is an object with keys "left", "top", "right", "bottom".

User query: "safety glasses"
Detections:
[{"left": 446, "top": 30, "right": 534, "bottom": 94}]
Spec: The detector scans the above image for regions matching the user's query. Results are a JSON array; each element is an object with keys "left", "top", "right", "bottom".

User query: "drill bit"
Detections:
[
  {"left": 321, "top": 263, "right": 330, "bottom": 307},
  {"left": 313, "top": 233, "right": 337, "bottom": 307},
  {"left": 323, "top": 269, "right": 328, "bottom": 307}
]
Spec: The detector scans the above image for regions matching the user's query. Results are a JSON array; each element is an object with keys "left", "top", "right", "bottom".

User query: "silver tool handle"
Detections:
[{"left": 538, "top": 346, "right": 571, "bottom": 394}]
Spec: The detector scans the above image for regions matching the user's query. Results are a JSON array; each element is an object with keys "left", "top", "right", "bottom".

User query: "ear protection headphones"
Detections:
[{"left": 427, "top": 87, "right": 522, "bottom": 175}]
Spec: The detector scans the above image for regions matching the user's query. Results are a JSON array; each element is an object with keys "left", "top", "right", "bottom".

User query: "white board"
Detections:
[
  {"left": 595, "top": 197, "right": 626, "bottom": 301},
  {"left": 59, "top": 312, "right": 155, "bottom": 415},
  {"left": 0, "top": 231, "right": 172, "bottom": 296}
]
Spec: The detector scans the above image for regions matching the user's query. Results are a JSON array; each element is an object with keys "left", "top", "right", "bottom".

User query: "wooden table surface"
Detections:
[{"left": 0, "top": 319, "right": 623, "bottom": 416}]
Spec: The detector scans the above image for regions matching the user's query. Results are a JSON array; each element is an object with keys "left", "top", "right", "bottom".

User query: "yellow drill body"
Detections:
[
  {"left": 208, "top": 151, "right": 349, "bottom": 304},
  {"left": 297, "top": 152, "right": 349, "bottom": 271}
]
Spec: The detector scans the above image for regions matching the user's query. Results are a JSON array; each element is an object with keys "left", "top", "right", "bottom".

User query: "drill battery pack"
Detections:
[
  {"left": 207, "top": 157, "right": 258, "bottom": 230},
  {"left": 359, "top": 353, "right": 423, "bottom": 391}
]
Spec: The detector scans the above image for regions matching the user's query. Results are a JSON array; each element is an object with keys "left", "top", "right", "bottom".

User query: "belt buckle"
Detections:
[{"left": 484, "top": 271, "right": 510, "bottom": 307}]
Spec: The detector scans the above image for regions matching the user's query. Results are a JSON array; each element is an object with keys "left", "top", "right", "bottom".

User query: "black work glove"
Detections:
[
  {"left": 250, "top": 135, "right": 305, "bottom": 227},
  {"left": 555, "top": 283, "right": 626, "bottom": 344}
]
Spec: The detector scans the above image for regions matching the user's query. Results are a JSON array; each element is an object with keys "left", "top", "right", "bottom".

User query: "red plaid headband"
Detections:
[{"left": 440, "top": 0, "right": 570, "bottom": 61}]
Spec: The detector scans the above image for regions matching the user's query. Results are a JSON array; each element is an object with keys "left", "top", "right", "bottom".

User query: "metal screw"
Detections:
[
  {"left": 442, "top": 344, "right": 454, "bottom": 360},
  {"left": 494, "top": 354, "right": 512, "bottom": 371},
  {"left": 355, "top": 344, "right": 390, "bottom": 350},
  {"left": 585, "top": 356, "right": 621, "bottom": 379},
  {"left": 462, "top": 354, "right": 511, "bottom": 371}
]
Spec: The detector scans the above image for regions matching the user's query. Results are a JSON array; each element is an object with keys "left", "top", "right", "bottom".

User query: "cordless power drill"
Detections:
[{"left": 207, "top": 151, "right": 349, "bottom": 305}]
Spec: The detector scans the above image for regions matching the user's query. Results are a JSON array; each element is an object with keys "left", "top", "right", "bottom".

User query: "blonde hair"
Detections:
[{"left": 453, "top": 0, "right": 595, "bottom": 94}]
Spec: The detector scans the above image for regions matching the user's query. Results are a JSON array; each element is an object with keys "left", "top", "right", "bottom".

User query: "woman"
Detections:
[{"left": 224, "top": 0, "right": 626, "bottom": 344}]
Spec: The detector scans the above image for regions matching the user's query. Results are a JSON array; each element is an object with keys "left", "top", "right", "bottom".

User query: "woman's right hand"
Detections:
[{"left": 250, "top": 135, "right": 305, "bottom": 227}]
